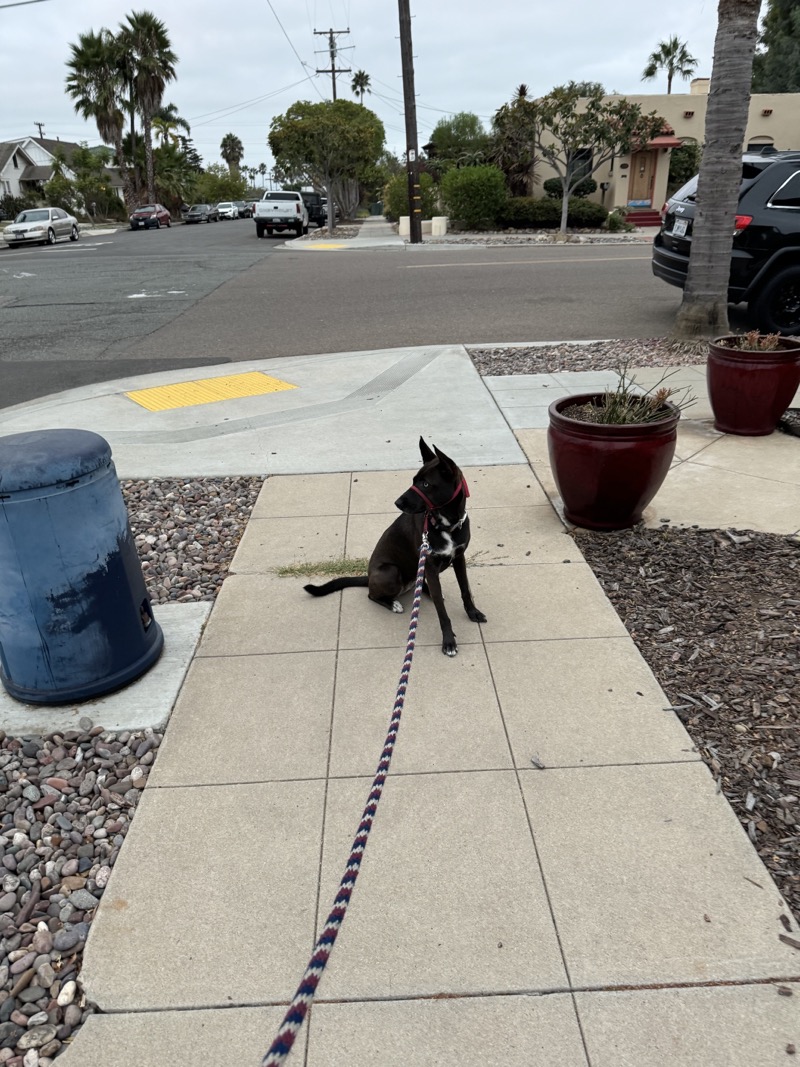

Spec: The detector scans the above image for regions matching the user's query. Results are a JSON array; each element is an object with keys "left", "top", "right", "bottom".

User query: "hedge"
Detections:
[{"left": 498, "top": 196, "right": 607, "bottom": 229}]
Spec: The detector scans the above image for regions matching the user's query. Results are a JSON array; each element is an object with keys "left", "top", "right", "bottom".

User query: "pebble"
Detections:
[{"left": 16, "top": 1025, "right": 56, "bottom": 1050}]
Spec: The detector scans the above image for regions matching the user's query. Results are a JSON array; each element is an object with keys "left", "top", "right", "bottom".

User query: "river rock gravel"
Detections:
[
  {"left": 468, "top": 338, "right": 708, "bottom": 375},
  {"left": 0, "top": 724, "right": 162, "bottom": 1063}
]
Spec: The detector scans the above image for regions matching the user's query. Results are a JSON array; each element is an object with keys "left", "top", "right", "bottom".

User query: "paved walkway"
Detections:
[{"left": 1, "top": 217, "right": 797, "bottom": 1065}]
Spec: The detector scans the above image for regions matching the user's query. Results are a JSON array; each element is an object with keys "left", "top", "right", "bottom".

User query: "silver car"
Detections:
[{"left": 2, "top": 207, "right": 79, "bottom": 249}]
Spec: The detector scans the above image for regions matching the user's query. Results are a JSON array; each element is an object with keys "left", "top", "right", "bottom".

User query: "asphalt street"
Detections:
[{"left": 0, "top": 219, "right": 685, "bottom": 409}]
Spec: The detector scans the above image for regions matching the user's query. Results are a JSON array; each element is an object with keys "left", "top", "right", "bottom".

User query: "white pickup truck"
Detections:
[{"left": 252, "top": 191, "right": 309, "bottom": 239}]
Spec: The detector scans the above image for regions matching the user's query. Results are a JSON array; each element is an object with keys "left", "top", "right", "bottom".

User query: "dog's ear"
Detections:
[
  {"left": 419, "top": 437, "right": 435, "bottom": 463},
  {"left": 433, "top": 445, "right": 456, "bottom": 472}
]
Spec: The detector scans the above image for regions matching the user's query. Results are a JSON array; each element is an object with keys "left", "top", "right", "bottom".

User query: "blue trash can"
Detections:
[{"left": 0, "top": 429, "right": 164, "bottom": 704}]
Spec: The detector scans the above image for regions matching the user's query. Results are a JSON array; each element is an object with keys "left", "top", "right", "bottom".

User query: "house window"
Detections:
[
  {"left": 12, "top": 154, "right": 18, "bottom": 169},
  {"left": 747, "top": 138, "right": 776, "bottom": 155},
  {"left": 568, "top": 148, "right": 593, "bottom": 182}
]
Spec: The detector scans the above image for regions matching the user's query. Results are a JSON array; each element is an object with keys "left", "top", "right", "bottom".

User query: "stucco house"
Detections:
[
  {"left": 0, "top": 136, "right": 123, "bottom": 203},
  {"left": 537, "top": 79, "right": 800, "bottom": 224}
]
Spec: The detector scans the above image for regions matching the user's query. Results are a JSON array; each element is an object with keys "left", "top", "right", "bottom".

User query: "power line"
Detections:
[
  {"left": 190, "top": 76, "right": 317, "bottom": 126},
  {"left": 0, "top": 0, "right": 52, "bottom": 8},
  {"left": 265, "top": 0, "right": 326, "bottom": 100},
  {"left": 314, "top": 27, "right": 351, "bottom": 100}
]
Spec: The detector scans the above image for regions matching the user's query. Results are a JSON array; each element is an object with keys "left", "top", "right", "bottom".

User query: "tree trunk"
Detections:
[
  {"left": 325, "top": 173, "right": 334, "bottom": 236},
  {"left": 143, "top": 114, "right": 156, "bottom": 204},
  {"left": 558, "top": 182, "right": 570, "bottom": 237},
  {"left": 113, "top": 132, "right": 136, "bottom": 213},
  {"left": 667, "top": 70, "right": 673, "bottom": 94},
  {"left": 673, "top": 0, "right": 761, "bottom": 339}
]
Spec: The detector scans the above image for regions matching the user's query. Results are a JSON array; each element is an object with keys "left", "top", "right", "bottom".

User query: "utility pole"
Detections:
[
  {"left": 397, "top": 0, "right": 422, "bottom": 244},
  {"left": 34, "top": 121, "right": 44, "bottom": 139},
  {"left": 314, "top": 27, "right": 351, "bottom": 101}
]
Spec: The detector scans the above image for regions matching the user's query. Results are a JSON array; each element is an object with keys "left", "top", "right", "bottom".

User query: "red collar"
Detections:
[{"left": 410, "top": 476, "right": 469, "bottom": 520}]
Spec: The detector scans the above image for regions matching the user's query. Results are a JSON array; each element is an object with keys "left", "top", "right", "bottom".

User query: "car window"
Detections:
[
  {"left": 266, "top": 193, "right": 300, "bottom": 201},
  {"left": 768, "top": 171, "right": 800, "bottom": 209},
  {"left": 54, "top": 209, "right": 67, "bottom": 219},
  {"left": 671, "top": 160, "right": 777, "bottom": 205},
  {"left": 16, "top": 209, "right": 49, "bottom": 222}
]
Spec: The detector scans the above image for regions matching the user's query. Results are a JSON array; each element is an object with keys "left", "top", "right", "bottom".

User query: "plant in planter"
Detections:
[
  {"left": 547, "top": 367, "right": 695, "bottom": 531},
  {"left": 707, "top": 330, "right": 800, "bottom": 436}
]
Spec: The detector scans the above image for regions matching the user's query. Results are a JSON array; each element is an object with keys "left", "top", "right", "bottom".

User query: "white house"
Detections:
[{"left": 0, "top": 136, "right": 123, "bottom": 202}]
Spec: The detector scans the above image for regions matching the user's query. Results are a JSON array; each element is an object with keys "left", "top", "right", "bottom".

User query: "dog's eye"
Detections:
[{"left": 422, "top": 481, "right": 429, "bottom": 489}]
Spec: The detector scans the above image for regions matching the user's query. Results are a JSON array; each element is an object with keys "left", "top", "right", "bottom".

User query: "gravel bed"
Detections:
[
  {"left": 0, "top": 721, "right": 161, "bottom": 1064},
  {"left": 418, "top": 231, "right": 652, "bottom": 246},
  {"left": 121, "top": 476, "right": 264, "bottom": 605},
  {"left": 469, "top": 338, "right": 708, "bottom": 375},
  {"left": 305, "top": 223, "right": 361, "bottom": 240},
  {"left": 576, "top": 526, "right": 800, "bottom": 921}
]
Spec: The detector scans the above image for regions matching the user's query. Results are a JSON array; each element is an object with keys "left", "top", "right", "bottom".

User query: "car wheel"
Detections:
[
  {"left": 256, "top": 222, "right": 265, "bottom": 238},
  {"left": 751, "top": 267, "right": 800, "bottom": 335},
  {"left": 155, "top": 219, "right": 161, "bottom": 229},
  {"left": 7, "top": 243, "right": 18, "bottom": 249},
  {"left": 294, "top": 225, "right": 303, "bottom": 238},
  {"left": 70, "top": 225, "right": 79, "bottom": 242},
  {"left": 46, "top": 228, "right": 56, "bottom": 245},
  {"left": 266, "top": 227, "right": 273, "bottom": 237},
  {"left": 166, "top": 218, "right": 171, "bottom": 227},
  {"left": 302, "top": 224, "right": 309, "bottom": 235}
]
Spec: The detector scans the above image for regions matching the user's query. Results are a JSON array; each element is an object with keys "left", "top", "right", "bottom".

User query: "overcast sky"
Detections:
[{"left": 1, "top": 0, "right": 730, "bottom": 173}]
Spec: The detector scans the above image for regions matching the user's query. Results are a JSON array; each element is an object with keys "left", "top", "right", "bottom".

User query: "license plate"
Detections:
[{"left": 672, "top": 218, "right": 688, "bottom": 238}]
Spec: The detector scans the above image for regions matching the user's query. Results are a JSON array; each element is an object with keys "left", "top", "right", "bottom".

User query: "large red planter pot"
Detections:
[
  {"left": 547, "top": 393, "right": 680, "bottom": 531},
  {"left": 708, "top": 336, "right": 800, "bottom": 436}
]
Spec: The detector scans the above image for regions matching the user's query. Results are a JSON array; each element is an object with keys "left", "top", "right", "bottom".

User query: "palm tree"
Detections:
[
  {"left": 118, "top": 11, "right": 177, "bottom": 203},
  {"left": 642, "top": 35, "right": 699, "bottom": 93},
  {"left": 491, "top": 84, "right": 539, "bottom": 197},
  {"left": 65, "top": 28, "right": 135, "bottom": 209},
  {"left": 152, "top": 116, "right": 180, "bottom": 146},
  {"left": 220, "top": 133, "right": 244, "bottom": 176},
  {"left": 258, "top": 162, "right": 267, "bottom": 188},
  {"left": 674, "top": 0, "right": 761, "bottom": 337},
  {"left": 156, "top": 101, "right": 190, "bottom": 135},
  {"left": 351, "top": 70, "right": 371, "bottom": 105}
]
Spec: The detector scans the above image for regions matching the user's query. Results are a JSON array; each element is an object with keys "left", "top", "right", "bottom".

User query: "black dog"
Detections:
[{"left": 304, "top": 437, "right": 486, "bottom": 656}]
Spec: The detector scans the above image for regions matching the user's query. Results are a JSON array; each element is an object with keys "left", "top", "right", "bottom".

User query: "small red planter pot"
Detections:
[
  {"left": 707, "top": 336, "right": 800, "bottom": 436},
  {"left": 547, "top": 393, "right": 680, "bottom": 531}
]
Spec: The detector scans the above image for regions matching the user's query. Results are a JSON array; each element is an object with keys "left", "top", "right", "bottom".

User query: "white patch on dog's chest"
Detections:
[{"left": 431, "top": 530, "right": 457, "bottom": 558}]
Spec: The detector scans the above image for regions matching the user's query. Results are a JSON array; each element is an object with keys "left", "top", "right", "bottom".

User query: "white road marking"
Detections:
[
  {"left": 13, "top": 272, "right": 35, "bottom": 278},
  {"left": 402, "top": 254, "right": 652, "bottom": 268},
  {"left": 128, "top": 290, "right": 187, "bottom": 299}
]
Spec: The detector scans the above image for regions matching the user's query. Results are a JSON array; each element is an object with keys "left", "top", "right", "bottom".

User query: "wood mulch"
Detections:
[{"left": 574, "top": 525, "right": 800, "bottom": 920}]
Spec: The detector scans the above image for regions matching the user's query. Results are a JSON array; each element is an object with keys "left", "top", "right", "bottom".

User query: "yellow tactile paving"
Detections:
[
  {"left": 301, "top": 243, "right": 345, "bottom": 250},
  {"left": 125, "top": 372, "right": 297, "bottom": 412}
]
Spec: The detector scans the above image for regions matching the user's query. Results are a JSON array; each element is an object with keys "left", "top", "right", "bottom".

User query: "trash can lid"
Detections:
[{"left": 0, "top": 429, "right": 112, "bottom": 493}]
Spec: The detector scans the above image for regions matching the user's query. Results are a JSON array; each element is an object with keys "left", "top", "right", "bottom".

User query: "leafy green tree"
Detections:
[
  {"left": 351, "top": 70, "right": 371, "bottom": 105},
  {"left": 179, "top": 136, "right": 204, "bottom": 172},
  {"left": 752, "top": 0, "right": 800, "bottom": 90},
  {"left": 426, "top": 112, "right": 490, "bottom": 176},
  {"left": 118, "top": 10, "right": 177, "bottom": 203},
  {"left": 440, "top": 164, "right": 507, "bottom": 230},
  {"left": 667, "top": 140, "right": 702, "bottom": 194},
  {"left": 154, "top": 142, "right": 197, "bottom": 209},
  {"left": 43, "top": 153, "right": 77, "bottom": 212},
  {"left": 269, "top": 99, "right": 385, "bottom": 233},
  {"left": 642, "top": 35, "right": 699, "bottom": 93},
  {"left": 532, "top": 82, "right": 665, "bottom": 235},
  {"left": 674, "top": 0, "right": 761, "bottom": 337},
  {"left": 491, "top": 84, "right": 539, "bottom": 196},
  {"left": 70, "top": 143, "right": 120, "bottom": 217},
  {"left": 193, "top": 163, "right": 247, "bottom": 204},
  {"left": 65, "top": 28, "right": 135, "bottom": 208},
  {"left": 220, "top": 133, "right": 244, "bottom": 175}
]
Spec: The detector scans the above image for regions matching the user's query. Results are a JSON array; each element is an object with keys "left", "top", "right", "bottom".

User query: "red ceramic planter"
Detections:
[
  {"left": 547, "top": 394, "right": 680, "bottom": 531},
  {"left": 707, "top": 336, "right": 800, "bottom": 436}
]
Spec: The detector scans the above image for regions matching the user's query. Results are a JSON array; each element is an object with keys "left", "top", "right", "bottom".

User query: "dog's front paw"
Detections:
[
  {"left": 392, "top": 600, "right": 404, "bottom": 613},
  {"left": 467, "top": 607, "right": 487, "bottom": 623},
  {"left": 442, "top": 640, "right": 458, "bottom": 657}
]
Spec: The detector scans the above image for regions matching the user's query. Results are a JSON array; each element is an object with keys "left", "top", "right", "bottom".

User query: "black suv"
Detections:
[
  {"left": 301, "top": 192, "right": 325, "bottom": 229},
  {"left": 652, "top": 150, "right": 800, "bottom": 334}
]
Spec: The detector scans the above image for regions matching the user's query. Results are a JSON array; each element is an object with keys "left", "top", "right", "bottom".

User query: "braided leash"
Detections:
[{"left": 261, "top": 530, "right": 431, "bottom": 1066}]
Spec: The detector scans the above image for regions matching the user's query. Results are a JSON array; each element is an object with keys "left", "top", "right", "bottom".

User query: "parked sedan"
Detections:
[
  {"left": 217, "top": 201, "right": 239, "bottom": 220},
  {"left": 3, "top": 206, "right": 80, "bottom": 248},
  {"left": 235, "top": 200, "right": 253, "bottom": 218},
  {"left": 129, "top": 204, "right": 171, "bottom": 230},
  {"left": 185, "top": 203, "right": 219, "bottom": 224}
]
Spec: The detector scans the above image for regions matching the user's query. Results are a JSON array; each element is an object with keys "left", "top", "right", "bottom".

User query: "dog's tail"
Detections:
[{"left": 304, "top": 576, "right": 369, "bottom": 597}]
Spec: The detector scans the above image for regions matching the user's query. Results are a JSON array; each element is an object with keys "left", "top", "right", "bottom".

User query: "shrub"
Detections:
[
  {"left": 566, "top": 198, "right": 607, "bottom": 227},
  {"left": 383, "top": 171, "right": 437, "bottom": 221},
  {"left": 498, "top": 196, "right": 606, "bottom": 229},
  {"left": 605, "top": 207, "right": 635, "bottom": 233},
  {"left": 0, "top": 191, "right": 39, "bottom": 220},
  {"left": 543, "top": 176, "right": 598, "bottom": 199},
  {"left": 440, "top": 165, "right": 506, "bottom": 230}
]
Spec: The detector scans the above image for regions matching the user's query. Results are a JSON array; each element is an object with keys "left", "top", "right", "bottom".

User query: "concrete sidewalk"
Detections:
[{"left": 0, "top": 237, "right": 797, "bottom": 1063}]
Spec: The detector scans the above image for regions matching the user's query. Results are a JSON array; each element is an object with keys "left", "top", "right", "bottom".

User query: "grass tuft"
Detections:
[{"left": 276, "top": 557, "right": 369, "bottom": 578}]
